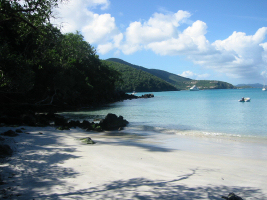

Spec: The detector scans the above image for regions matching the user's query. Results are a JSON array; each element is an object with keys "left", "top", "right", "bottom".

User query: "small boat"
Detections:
[
  {"left": 189, "top": 85, "right": 199, "bottom": 91},
  {"left": 239, "top": 97, "right": 250, "bottom": 102},
  {"left": 131, "top": 91, "right": 136, "bottom": 95},
  {"left": 263, "top": 75, "right": 266, "bottom": 91}
]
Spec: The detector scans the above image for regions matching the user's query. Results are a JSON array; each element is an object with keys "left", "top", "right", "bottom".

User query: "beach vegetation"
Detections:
[{"left": 0, "top": 0, "right": 122, "bottom": 114}]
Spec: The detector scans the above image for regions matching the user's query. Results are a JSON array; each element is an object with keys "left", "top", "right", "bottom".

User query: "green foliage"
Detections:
[
  {"left": 103, "top": 60, "right": 178, "bottom": 92},
  {"left": 106, "top": 58, "right": 191, "bottom": 85},
  {"left": 191, "top": 80, "right": 235, "bottom": 90},
  {"left": 0, "top": 1, "right": 121, "bottom": 109},
  {"left": 106, "top": 58, "right": 235, "bottom": 90}
]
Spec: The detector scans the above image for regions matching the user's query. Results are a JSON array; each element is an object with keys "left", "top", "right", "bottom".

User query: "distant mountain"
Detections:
[
  {"left": 105, "top": 58, "right": 235, "bottom": 91},
  {"left": 235, "top": 83, "right": 263, "bottom": 88},
  {"left": 106, "top": 58, "right": 191, "bottom": 85},
  {"left": 102, "top": 60, "right": 178, "bottom": 92}
]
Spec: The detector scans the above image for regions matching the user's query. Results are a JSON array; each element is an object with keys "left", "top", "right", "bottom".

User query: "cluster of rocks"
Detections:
[
  {"left": 56, "top": 113, "right": 129, "bottom": 132},
  {"left": 118, "top": 93, "right": 154, "bottom": 100},
  {"left": 0, "top": 113, "right": 129, "bottom": 157},
  {"left": 140, "top": 94, "right": 154, "bottom": 98},
  {"left": 0, "top": 112, "right": 129, "bottom": 132}
]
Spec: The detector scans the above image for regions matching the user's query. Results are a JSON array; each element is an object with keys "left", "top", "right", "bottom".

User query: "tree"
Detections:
[
  {"left": 0, "top": 0, "right": 122, "bottom": 110},
  {"left": 0, "top": 0, "right": 63, "bottom": 95}
]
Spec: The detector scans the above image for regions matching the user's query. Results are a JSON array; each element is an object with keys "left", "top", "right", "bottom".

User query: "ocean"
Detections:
[
  {"left": 61, "top": 88, "right": 267, "bottom": 139},
  {"left": 59, "top": 88, "right": 267, "bottom": 159}
]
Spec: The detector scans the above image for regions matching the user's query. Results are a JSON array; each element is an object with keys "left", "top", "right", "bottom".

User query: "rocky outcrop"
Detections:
[
  {"left": 0, "top": 144, "right": 13, "bottom": 158},
  {"left": 1, "top": 130, "right": 18, "bottom": 137},
  {"left": 53, "top": 113, "right": 128, "bottom": 132},
  {"left": 0, "top": 111, "right": 130, "bottom": 132},
  {"left": 99, "top": 113, "right": 129, "bottom": 131},
  {"left": 222, "top": 193, "right": 243, "bottom": 200},
  {"left": 140, "top": 94, "right": 154, "bottom": 98}
]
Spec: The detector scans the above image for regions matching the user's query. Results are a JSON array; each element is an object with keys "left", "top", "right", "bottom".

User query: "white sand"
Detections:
[{"left": 1, "top": 126, "right": 267, "bottom": 199}]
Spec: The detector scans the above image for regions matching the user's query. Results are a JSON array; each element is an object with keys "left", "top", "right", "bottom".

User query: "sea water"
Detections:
[
  {"left": 61, "top": 88, "right": 267, "bottom": 139},
  {"left": 60, "top": 88, "right": 267, "bottom": 159}
]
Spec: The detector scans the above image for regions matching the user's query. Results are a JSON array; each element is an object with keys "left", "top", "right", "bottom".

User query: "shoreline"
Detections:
[{"left": 1, "top": 126, "right": 267, "bottom": 199}]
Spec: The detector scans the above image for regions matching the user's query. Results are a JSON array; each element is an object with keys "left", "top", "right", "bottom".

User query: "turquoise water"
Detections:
[{"left": 61, "top": 88, "right": 267, "bottom": 139}]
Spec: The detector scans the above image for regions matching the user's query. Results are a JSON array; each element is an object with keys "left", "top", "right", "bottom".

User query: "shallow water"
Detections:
[{"left": 61, "top": 88, "right": 267, "bottom": 139}]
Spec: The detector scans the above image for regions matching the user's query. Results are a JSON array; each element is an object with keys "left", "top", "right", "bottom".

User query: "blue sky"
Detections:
[{"left": 53, "top": 0, "right": 267, "bottom": 85}]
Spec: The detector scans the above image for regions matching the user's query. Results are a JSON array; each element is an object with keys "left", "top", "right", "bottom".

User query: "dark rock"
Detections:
[
  {"left": 99, "top": 113, "right": 129, "bottom": 131},
  {"left": 56, "top": 126, "right": 70, "bottom": 131},
  {"left": 81, "top": 120, "right": 91, "bottom": 129},
  {"left": 68, "top": 120, "right": 80, "bottom": 128},
  {"left": 0, "top": 144, "right": 13, "bottom": 157},
  {"left": 54, "top": 115, "right": 67, "bottom": 126},
  {"left": 140, "top": 94, "right": 154, "bottom": 98},
  {"left": 222, "top": 193, "right": 243, "bottom": 200},
  {"left": 94, "top": 125, "right": 103, "bottom": 132},
  {"left": 15, "top": 129, "right": 23, "bottom": 133},
  {"left": 1, "top": 130, "right": 18, "bottom": 137},
  {"left": 80, "top": 137, "right": 96, "bottom": 144}
]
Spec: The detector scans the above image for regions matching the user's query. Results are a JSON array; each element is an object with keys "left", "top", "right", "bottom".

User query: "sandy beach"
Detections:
[{"left": 1, "top": 126, "right": 267, "bottom": 199}]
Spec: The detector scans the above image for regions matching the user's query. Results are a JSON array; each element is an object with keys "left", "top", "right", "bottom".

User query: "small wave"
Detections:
[{"left": 125, "top": 124, "right": 267, "bottom": 142}]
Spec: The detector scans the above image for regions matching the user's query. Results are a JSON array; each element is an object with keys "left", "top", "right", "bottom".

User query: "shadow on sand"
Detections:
[
  {"left": 36, "top": 169, "right": 266, "bottom": 199},
  {"left": 1, "top": 127, "right": 266, "bottom": 199},
  {"left": 0, "top": 127, "right": 80, "bottom": 199}
]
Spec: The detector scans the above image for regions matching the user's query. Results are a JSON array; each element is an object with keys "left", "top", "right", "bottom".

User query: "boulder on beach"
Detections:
[
  {"left": 1, "top": 130, "right": 18, "bottom": 137},
  {"left": 80, "top": 137, "right": 96, "bottom": 144},
  {"left": 99, "top": 113, "right": 129, "bottom": 130},
  {"left": 222, "top": 193, "right": 243, "bottom": 200},
  {"left": 0, "top": 144, "right": 13, "bottom": 157}
]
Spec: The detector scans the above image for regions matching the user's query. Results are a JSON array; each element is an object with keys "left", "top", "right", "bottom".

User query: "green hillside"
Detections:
[
  {"left": 107, "top": 58, "right": 191, "bottom": 85},
  {"left": 102, "top": 60, "right": 178, "bottom": 92},
  {"left": 106, "top": 58, "right": 235, "bottom": 90}
]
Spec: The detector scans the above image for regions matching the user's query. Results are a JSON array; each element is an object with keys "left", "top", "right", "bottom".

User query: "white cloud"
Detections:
[
  {"left": 180, "top": 71, "right": 195, "bottom": 78},
  {"left": 52, "top": 0, "right": 115, "bottom": 37},
  {"left": 53, "top": 2, "right": 267, "bottom": 82},
  {"left": 96, "top": 33, "right": 123, "bottom": 54},
  {"left": 146, "top": 20, "right": 211, "bottom": 55},
  {"left": 123, "top": 11, "right": 191, "bottom": 50},
  {"left": 81, "top": 13, "right": 118, "bottom": 44},
  {"left": 97, "top": 43, "right": 113, "bottom": 54},
  {"left": 201, "top": 28, "right": 267, "bottom": 79},
  {"left": 180, "top": 71, "right": 210, "bottom": 80},
  {"left": 92, "top": 0, "right": 110, "bottom": 10},
  {"left": 52, "top": 0, "right": 121, "bottom": 53}
]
